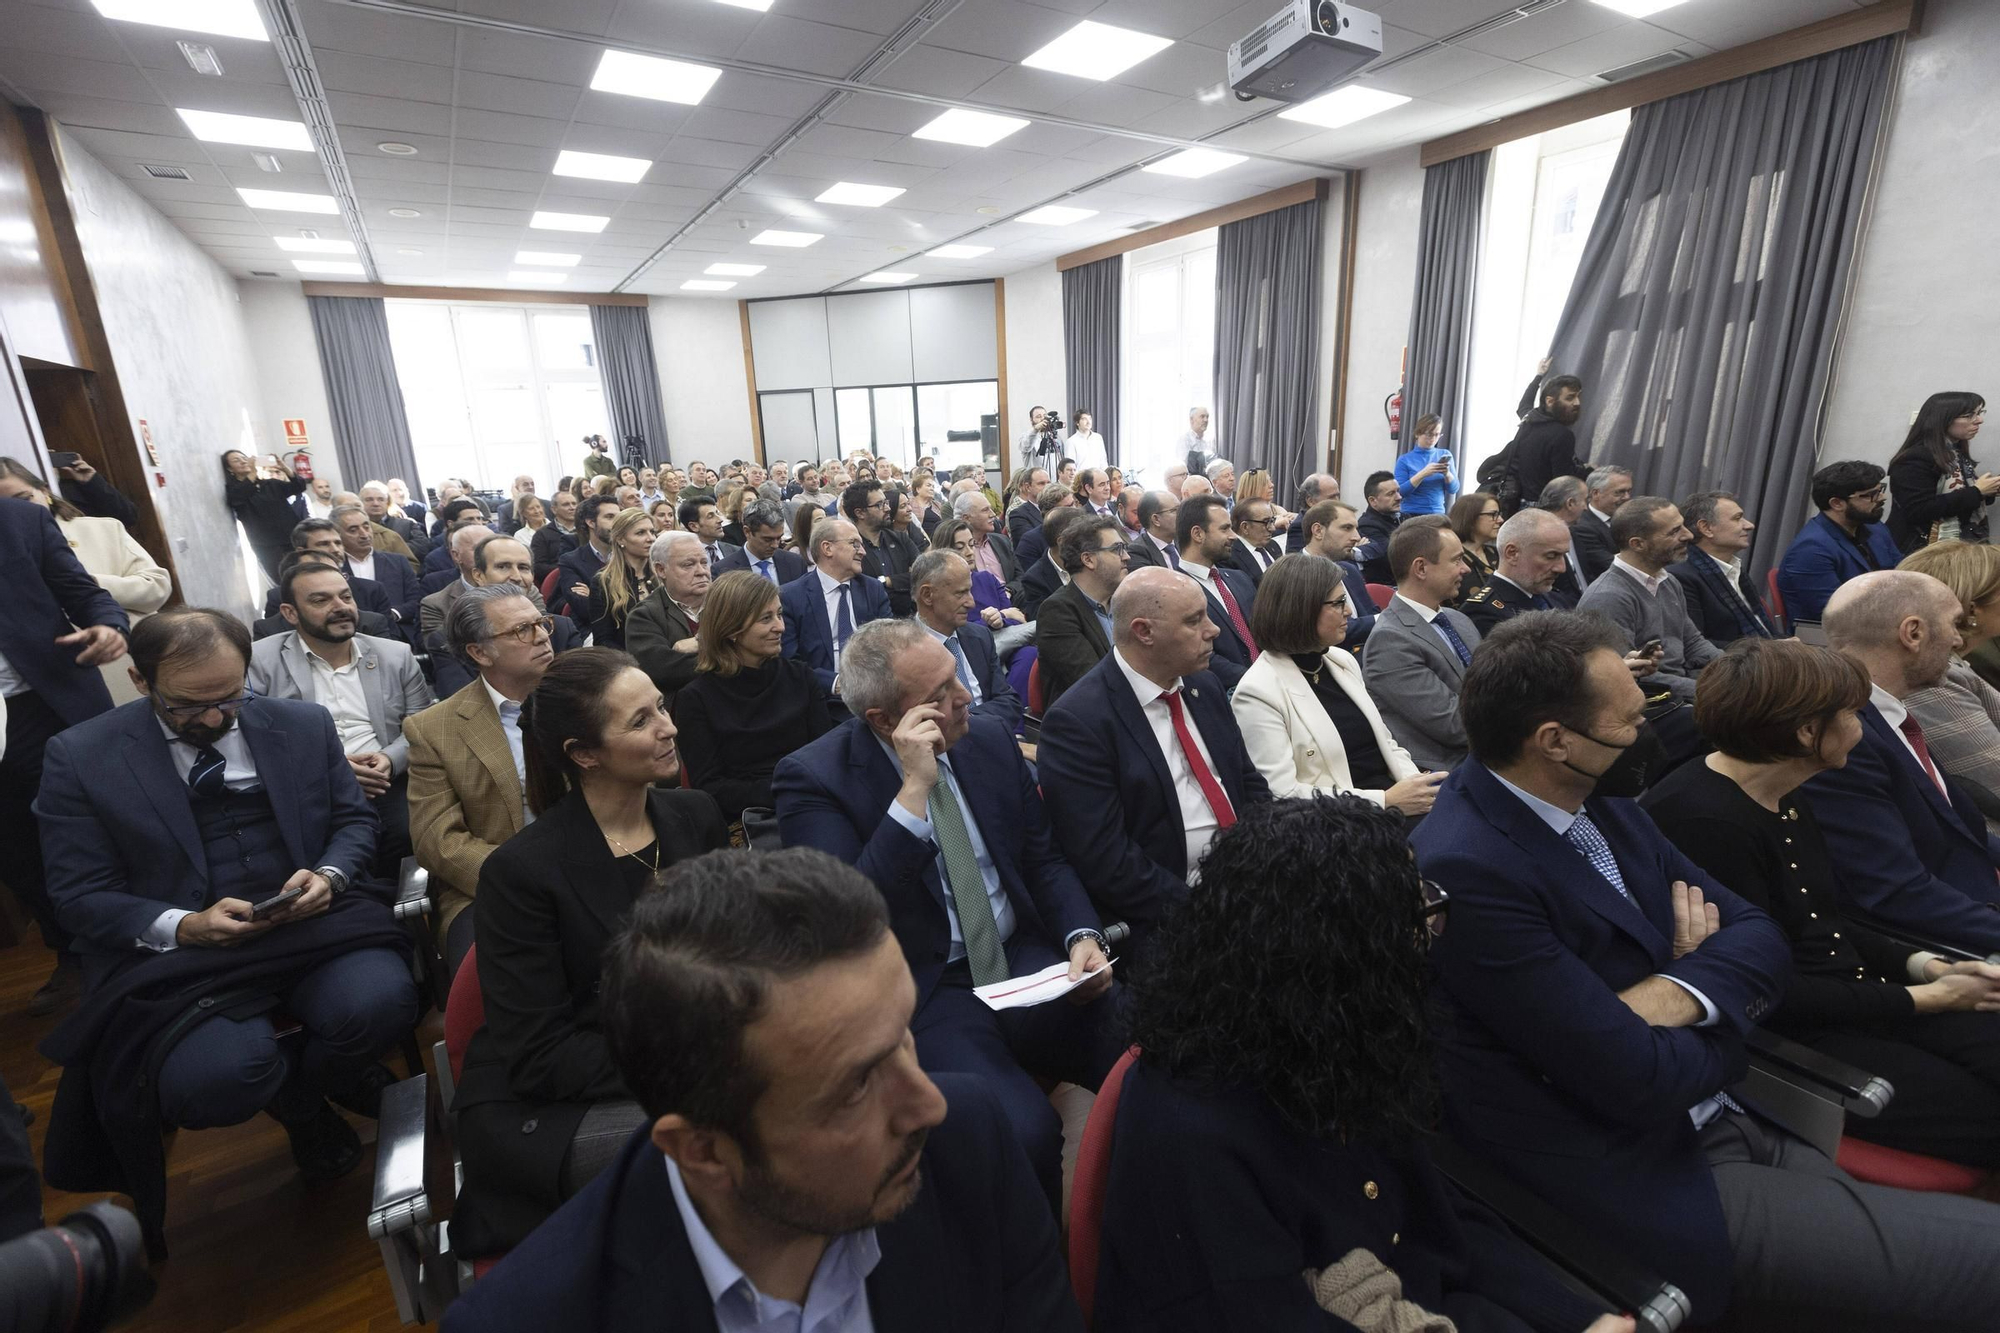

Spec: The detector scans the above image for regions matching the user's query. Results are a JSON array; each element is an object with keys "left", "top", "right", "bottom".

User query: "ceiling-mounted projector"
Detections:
[{"left": 1228, "top": 1, "right": 1384, "bottom": 102}]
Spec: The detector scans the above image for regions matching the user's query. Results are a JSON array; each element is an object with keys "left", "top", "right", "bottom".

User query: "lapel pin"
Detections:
[{"left": 1188, "top": 686, "right": 1199, "bottom": 699}]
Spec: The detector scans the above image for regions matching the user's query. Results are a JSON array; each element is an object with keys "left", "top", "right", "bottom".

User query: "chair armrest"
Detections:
[
  {"left": 1745, "top": 1029, "right": 1893, "bottom": 1118},
  {"left": 1844, "top": 910, "right": 2000, "bottom": 966},
  {"left": 368, "top": 1074, "right": 431, "bottom": 1239},
  {"left": 395, "top": 856, "right": 430, "bottom": 923},
  {"left": 1427, "top": 1133, "right": 1690, "bottom": 1333}
]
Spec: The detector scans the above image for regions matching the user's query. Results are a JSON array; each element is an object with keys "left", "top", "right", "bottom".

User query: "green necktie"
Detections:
[{"left": 929, "top": 774, "right": 1007, "bottom": 986}]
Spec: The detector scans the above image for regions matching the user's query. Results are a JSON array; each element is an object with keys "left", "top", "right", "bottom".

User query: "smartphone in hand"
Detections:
[{"left": 250, "top": 884, "right": 306, "bottom": 921}]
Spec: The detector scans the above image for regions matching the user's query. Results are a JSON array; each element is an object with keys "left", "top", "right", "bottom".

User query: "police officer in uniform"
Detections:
[{"left": 1460, "top": 508, "right": 1572, "bottom": 638}]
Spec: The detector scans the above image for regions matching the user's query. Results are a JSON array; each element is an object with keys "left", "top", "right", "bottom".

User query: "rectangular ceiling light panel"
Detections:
[
  {"left": 1590, "top": 0, "right": 1689, "bottom": 15},
  {"left": 531, "top": 211, "right": 611, "bottom": 232},
  {"left": 178, "top": 108, "right": 312, "bottom": 151},
  {"left": 590, "top": 49, "right": 724, "bottom": 105},
  {"left": 239, "top": 188, "right": 339, "bottom": 213},
  {"left": 705, "top": 263, "right": 766, "bottom": 275},
  {"left": 1143, "top": 148, "right": 1247, "bottom": 179},
  {"left": 816, "top": 182, "right": 906, "bottom": 207},
  {"left": 750, "top": 229, "right": 823, "bottom": 247},
  {"left": 93, "top": 1, "right": 266, "bottom": 41},
  {"left": 912, "top": 108, "right": 1030, "bottom": 148},
  {"left": 554, "top": 149, "right": 652, "bottom": 183},
  {"left": 1276, "top": 85, "right": 1409, "bottom": 129},
  {"left": 1023, "top": 21, "right": 1173, "bottom": 81}
]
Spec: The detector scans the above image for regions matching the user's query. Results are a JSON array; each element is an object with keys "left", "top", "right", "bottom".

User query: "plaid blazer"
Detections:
[{"left": 405, "top": 677, "right": 526, "bottom": 938}]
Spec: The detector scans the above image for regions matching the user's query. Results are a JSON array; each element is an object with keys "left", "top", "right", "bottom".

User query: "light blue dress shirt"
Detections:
[
  {"left": 879, "top": 743, "right": 1015, "bottom": 960},
  {"left": 666, "top": 1156, "right": 880, "bottom": 1333}
]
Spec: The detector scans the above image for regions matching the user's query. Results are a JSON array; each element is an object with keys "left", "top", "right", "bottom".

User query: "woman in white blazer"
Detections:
[
  {"left": 0, "top": 457, "right": 171, "bottom": 703},
  {"left": 1232, "top": 553, "right": 1446, "bottom": 815}
]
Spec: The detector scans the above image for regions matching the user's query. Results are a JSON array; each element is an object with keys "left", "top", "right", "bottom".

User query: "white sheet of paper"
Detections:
[{"left": 974, "top": 959, "right": 1114, "bottom": 1011}]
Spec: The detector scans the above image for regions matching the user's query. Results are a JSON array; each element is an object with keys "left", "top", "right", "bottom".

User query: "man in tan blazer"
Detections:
[{"left": 405, "top": 583, "right": 555, "bottom": 973}]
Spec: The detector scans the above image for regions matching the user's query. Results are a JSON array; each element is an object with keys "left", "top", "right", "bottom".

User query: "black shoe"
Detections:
[
  {"left": 27, "top": 958, "right": 80, "bottom": 1017},
  {"left": 328, "top": 1063, "right": 399, "bottom": 1120},
  {"left": 283, "top": 1102, "right": 362, "bottom": 1183}
]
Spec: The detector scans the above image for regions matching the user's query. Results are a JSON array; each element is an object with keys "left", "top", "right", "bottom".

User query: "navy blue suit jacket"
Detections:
[
  {"left": 1413, "top": 762, "right": 1790, "bottom": 1322},
  {"left": 34, "top": 698, "right": 380, "bottom": 989},
  {"left": 779, "top": 571, "right": 891, "bottom": 694},
  {"left": 0, "top": 499, "right": 127, "bottom": 726},
  {"left": 1802, "top": 703, "right": 2000, "bottom": 953},
  {"left": 351, "top": 552, "right": 422, "bottom": 630},
  {"left": 1337, "top": 558, "right": 1377, "bottom": 651},
  {"left": 441, "top": 1074, "right": 1081, "bottom": 1333},
  {"left": 552, "top": 544, "right": 609, "bottom": 618},
  {"left": 1774, "top": 513, "right": 1903, "bottom": 625},
  {"left": 948, "top": 621, "right": 1022, "bottom": 733},
  {"left": 773, "top": 714, "right": 1096, "bottom": 1003},
  {"left": 1191, "top": 564, "right": 1258, "bottom": 689},
  {"left": 1037, "top": 654, "right": 1271, "bottom": 933},
  {"left": 714, "top": 544, "right": 806, "bottom": 585},
  {"left": 1016, "top": 522, "right": 1049, "bottom": 570},
  {"left": 422, "top": 541, "right": 454, "bottom": 578}
]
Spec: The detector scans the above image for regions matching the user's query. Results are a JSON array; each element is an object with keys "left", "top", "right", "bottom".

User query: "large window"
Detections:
[
  {"left": 385, "top": 302, "right": 612, "bottom": 490},
  {"left": 827, "top": 380, "right": 997, "bottom": 473},
  {"left": 1122, "top": 231, "right": 1217, "bottom": 489}
]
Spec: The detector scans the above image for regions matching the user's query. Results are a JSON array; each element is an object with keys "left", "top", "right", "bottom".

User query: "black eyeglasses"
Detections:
[
  {"left": 1421, "top": 878, "right": 1449, "bottom": 939},
  {"left": 153, "top": 689, "right": 254, "bottom": 720}
]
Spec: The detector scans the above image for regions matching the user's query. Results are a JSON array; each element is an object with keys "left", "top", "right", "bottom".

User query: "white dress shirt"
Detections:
[
  {"left": 142, "top": 718, "right": 262, "bottom": 952},
  {"left": 347, "top": 550, "right": 377, "bottom": 583},
  {"left": 483, "top": 675, "right": 535, "bottom": 825},
  {"left": 1066, "top": 430, "right": 1107, "bottom": 471},
  {"left": 1710, "top": 550, "right": 1756, "bottom": 611},
  {"left": 305, "top": 645, "right": 378, "bottom": 756},
  {"left": 815, "top": 567, "right": 857, "bottom": 672},
  {"left": 922, "top": 623, "right": 981, "bottom": 705},
  {"left": 1111, "top": 647, "right": 1222, "bottom": 877},
  {"left": 0, "top": 647, "right": 21, "bottom": 698},
  {"left": 1610, "top": 555, "right": 1666, "bottom": 596}
]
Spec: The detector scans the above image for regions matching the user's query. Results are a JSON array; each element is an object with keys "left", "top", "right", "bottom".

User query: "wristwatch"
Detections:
[
  {"left": 314, "top": 865, "right": 350, "bottom": 896},
  {"left": 1065, "top": 928, "right": 1109, "bottom": 955}
]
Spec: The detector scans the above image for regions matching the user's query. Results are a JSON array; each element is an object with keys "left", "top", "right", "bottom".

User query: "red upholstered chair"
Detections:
[
  {"left": 1765, "top": 568, "right": 1787, "bottom": 631},
  {"left": 1366, "top": 583, "right": 1394, "bottom": 611},
  {"left": 1068, "top": 1045, "right": 1139, "bottom": 1327},
  {"left": 1027, "top": 658, "right": 1046, "bottom": 717},
  {"left": 444, "top": 943, "right": 484, "bottom": 1090},
  {"left": 1837, "top": 1137, "right": 1989, "bottom": 1194},
  {"left": 539, "top": 567, "right": 561, "bottom": 604}
]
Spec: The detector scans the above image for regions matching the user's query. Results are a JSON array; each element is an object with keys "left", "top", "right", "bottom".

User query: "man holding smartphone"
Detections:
[{"left": 1577, "top": 496, "right": 1718, "bottom": 704}]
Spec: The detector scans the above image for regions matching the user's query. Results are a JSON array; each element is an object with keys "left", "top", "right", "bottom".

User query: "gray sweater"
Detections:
[{"left": 1575, "top": 559, "right": 1719, "bottom": 701}]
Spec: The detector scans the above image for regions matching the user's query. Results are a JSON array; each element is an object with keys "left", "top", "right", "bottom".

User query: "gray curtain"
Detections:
[
  {"left": 590, "top": 304, "right": 672, "bottom": 467},
  {"left": 1546, "top": 36, "right": 1898, "bottom": 578},
  {"left": 307, "top": 295, "right": 421, "bottom": 495},
  {"left": 1061, "top": 255, "right": 1122, "bottom": 465},
  {"left": 1214, "top": 198, "right": 1323, "bottom": 497},
  {"left": 1403, "top": 151, "right": 1489, "bottom": 457}
]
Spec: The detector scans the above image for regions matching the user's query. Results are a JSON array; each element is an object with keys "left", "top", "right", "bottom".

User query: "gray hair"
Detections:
[
  {"left": 743, "top": 499, "right": 786, "bottom": 532},
  {"left": 1584, "top": 465, "right": 1632, "bottom": 496},
  {"left": 447, "top": 583, "right": 535, "bottom": 665},
  {"left": 909, "top": 548, "right": 962, "bottom": 593},
  {"left": 1680, "top": 490, "right": 1736, "bottom": 535},
  {"left": 839, "top": 619, "right": 930, "bottom": 719},
  {"left": 648, "top": 530, "right": 703, "bottom": 570},
  {"left": 951, "top": 490, "right": 986, "bottom": 518},
  {"left": 1497, "top": 506, "right": 1566, "bottom": 551},
  {"left": 359, "top": 481, "right": 389, "bottom": 498},
  {"left": 1538, "top": 475, "right": 1587, "bottom": 509},
  {"left": 329, "top": 503, "right": 366, "bottom": 527},
  {"left": 1205, "top": 457, "right": 1234, "bottom": 480}
]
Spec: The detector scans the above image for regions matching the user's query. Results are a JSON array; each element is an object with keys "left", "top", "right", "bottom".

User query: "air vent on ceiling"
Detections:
[
  {"left": 142, "top": 164, "right": 193, "bottom": 181},
  {"left": 249, "top": 270, "right": 281, "bottom": 278},
  {"left": 1594, "top": 49, "right": 1693, "bottom": 84}
]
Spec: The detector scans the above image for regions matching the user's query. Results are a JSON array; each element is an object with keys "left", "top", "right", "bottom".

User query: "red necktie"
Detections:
[
  {"left": 1898, "top": 714, "right": 1947, "bottom": 795},
  {"left": 1161, "top": 690, "right": 1236, "bottom": 830},
  {"left": 1211, "top": 576, "right": 1258, "bottom": 661}
]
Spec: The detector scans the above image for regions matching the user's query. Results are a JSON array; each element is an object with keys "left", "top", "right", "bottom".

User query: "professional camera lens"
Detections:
[{"left": 0, "top": 1201, "right": 154, "bottom": 1333}]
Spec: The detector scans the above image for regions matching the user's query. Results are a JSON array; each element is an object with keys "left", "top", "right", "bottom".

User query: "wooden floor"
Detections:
[{"left": 1, "top": 936, "right": 420, "bottom": 1333}]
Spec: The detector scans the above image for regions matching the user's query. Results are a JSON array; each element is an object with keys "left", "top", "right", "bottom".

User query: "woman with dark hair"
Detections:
[
  {"left": 1887, "top": 391, "right": 1999, "bottom": 553},
  {"left": 1642, "top": 638, "right": 2000, "bottom": 1168},
  {"left": 1096, "top": 796, "right": 1630, "bottom": 1333},
  {"left": 911, "top": 472, "right": 945, "bottom": 538},
  {"left": 220, "top": 448, "right": 308, "bottom": 580},
  {"left": 616, "top": 464, "right": 640, "bottom": 491},
  {"left": 1449, "top": 492, "right": 1503, "bottom": 603},
  {"left": 671, "top": 571, "right": 834, "bottom": 835},
  {"left": 932, "top": 517, "right": 1025, "bottom": 630},
  {"left": 453, "top": 648, "right": 727, "bottom": 1255},
  {"left": 583, "top": 508, "right": 657, "bottom": 650}
]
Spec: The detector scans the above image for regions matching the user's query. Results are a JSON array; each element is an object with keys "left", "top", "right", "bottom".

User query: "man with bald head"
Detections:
[
  {"left": 1803, "top": 570, "right": 2000, "bottom": 953},
  {"left": 1461, "top": 508, "right": 1573, "bottom": 636},
  {"left": 1286, "top": 473, "right": 1339, "bottom": 552},
  {"left": 779, "top": 515, "right": 891, "bottom": 700},
  {"left": 1037, "top": 567, "right": 1272, "bottom": 942}
]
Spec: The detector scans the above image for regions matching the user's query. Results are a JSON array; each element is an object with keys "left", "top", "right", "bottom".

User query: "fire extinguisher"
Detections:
[
  {"left": 1384, "top": 386, "right": 1403, "bottom": 444},
  {"left": 291, "top": 449, "right": 314, "bottom": 480}
]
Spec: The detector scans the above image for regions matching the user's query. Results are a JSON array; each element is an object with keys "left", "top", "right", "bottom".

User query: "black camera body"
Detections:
[
  {"left": 0, "top": 1201, "right": 154, "bottom": 1333},
  {"left": 1040, "top": 409, "right": 1065, "bottom": 435}
]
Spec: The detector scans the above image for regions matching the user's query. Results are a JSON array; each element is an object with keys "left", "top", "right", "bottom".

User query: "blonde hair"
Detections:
[
  {"left": 1898, "top": 540, "right": 2000, "bottom": 623},
  {"left": 591, "top": 475, "right": 617, "bottom": 496},
  {"left": 597, "top": 507, "right": 657, "bottom": 629},
  {"left": 717, "top": 481, "right": 748, "bottom": 524},
  {"left": 1236, "top": 468, "right": 1275, "bottom": 506},
  {"left": 515, "top": 494, "right": 546, "bottom": 528},
  {"left": 697, "top": 571, "right": 780, "bottom": 676}
]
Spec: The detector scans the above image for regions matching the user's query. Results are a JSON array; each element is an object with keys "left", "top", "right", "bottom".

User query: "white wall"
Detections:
[
  {"left": 1338, "top": 148, "right": 1425, "bottom": 498},
  {"left": 236, "top": 280, "right": 341, "bottom": 491},
  {"left": 650, "top": 296, "right": 754, "bottom": 467},
  {"left": 1824, "top": 0, "right": 2000, "bottom": 468},
  {"left": 1001, "top": 261, "right": 1065, "bottom": 450},
  {"left": 57, "top": 126, "right": 267, "bottom": 618}
]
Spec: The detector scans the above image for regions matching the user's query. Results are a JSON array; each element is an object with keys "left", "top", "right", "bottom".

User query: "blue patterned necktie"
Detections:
[
  {"left": 188, "top": 744, "right": 226, "bottom": 799},
  {"left": 1431, "top": 611, "right": 1473, "bottom": 667},
  {"left": 834, "top": 581, "right": 855, "bottom": 653},
  {"left": 1165, "top": 542, "right": 1181, "bottom": 571},
  {"left": 944, "top": 634, "right": 975, "bottom": 695},
  {"left": 756, "top": 558, "right": 774, "bottom": 584},
  {"left": 1563, "top": 811, "right": 1632, "bottom": 903}
]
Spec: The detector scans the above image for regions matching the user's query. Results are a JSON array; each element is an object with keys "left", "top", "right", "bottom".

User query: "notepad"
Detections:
[{"left": 974, "top": 959, "right": 1114, "bottom": 1011}]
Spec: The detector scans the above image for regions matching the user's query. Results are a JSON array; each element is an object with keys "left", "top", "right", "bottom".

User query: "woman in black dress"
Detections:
[
  {"left": 221, "top": 449, "right": 307, "bottom": 581},
  {"left": 672, "top": 571, "right": 836, "bottom": 835},
  {"left": 452, "top": 647, "right": 727, "bottom": 1257},
  {"left": 1643, "top": 637, "right": 2000, "bottom": 1167},
  {"left": 583, "top": 507, "right": 657, "bottom": 651},
  {"left": 1887, "top": 391, "right": 2000, "bottom": 553}
]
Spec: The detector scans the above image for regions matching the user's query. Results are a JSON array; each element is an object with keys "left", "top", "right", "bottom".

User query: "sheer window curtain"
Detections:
[
  {"left": 1544, "top": 36, "right": 1899, "bottom": 577},
  {"left": 1404, "top": 151, "right": 1490, "bottom": 457},
  {"left": 1062, "top": 255, "right": 1122, "bottom": 465},
  {"left": 308, "top": 295, "right": 423, "bottom": 495},
  {"left": 1213, "top": 198, "right": 1323, "bottom": 498},
  {"left": 590, "top": 304, "right": 672, "bottom": 467}
]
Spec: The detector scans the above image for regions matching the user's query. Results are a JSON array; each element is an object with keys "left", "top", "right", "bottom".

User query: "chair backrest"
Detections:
[
  {"left": 1027, "top": 657, "right": 1045, "bottom": 716},
  {"left": 1765, "top": 567, "right": 1787, "bottom": 630},
  {"left": 539, "top": 566, "right": 560, "bottom": 603},
  {"left": 1365, "top": 582, "right": 1394, "bottom": 611},
  {"left": 444, "top": 943, "right": 486, "bottom": 1085},
  {"left": 1068, "top": 1045, "right": 1139, "bottom": 1327}
]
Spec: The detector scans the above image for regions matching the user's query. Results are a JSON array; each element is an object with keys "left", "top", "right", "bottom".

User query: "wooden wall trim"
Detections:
[
  {"left": 993, "top": 276, "right": 1009, "bottom": 482},
  {"left": 1056, "top": 178, "right": 1330, "bottom": 272},
  {"left": 1421, "top": 0, "right": 1917, "bottom": 167},
  {"left": 298, "top": 281, "right": 648, "bottom": 307},
  {"left": 738, "top": 298, "right": 764, "bottom": 467},
  {"left": 1330, "top": 172, "right": 1360, "bottom": 484}
]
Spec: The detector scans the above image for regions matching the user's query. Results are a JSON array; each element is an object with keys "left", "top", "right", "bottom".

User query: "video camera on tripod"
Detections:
[{"left": 1032, "top": 408, "right": 1065, "bottom": 463}]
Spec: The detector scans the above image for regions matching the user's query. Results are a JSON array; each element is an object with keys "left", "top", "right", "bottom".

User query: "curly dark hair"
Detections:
[{"left": 1124, "top": 795, "right": 1439, "bottom": 1145}]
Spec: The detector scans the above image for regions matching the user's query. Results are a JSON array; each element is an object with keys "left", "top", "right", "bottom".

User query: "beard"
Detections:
[
  {"left": 1558, "top": 401, "right": 1582, "bottom": 425},
  {"left": 166, "top": 708, "right": 237, "bottom": 748},
  {"left": 302, "top": 608, "right": 357, "bottom": 641},
  {"left": 735, "top": 1130, "right": 929, "bottom": 1237}
]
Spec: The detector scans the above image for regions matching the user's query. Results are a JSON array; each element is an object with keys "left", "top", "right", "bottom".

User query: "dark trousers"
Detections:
[
  {"left": 1795, "top": 1011, "right": 2000, "bottom": 1167},
  {"left": 443, "top": 906, "right": 477, "bottom": 984},
  {"left": 372, "top": 774, "right": 411, "bottom": 879},
  {"left": 911, "top": 939, "right": 1123, "bottom": 1214},
  {"left": 0, "top": 1071, "right": 41, "bottom": 1243},
  {"left": 0, "top": 691, "right": 73, "bottom": 958},
  {"left": 1703, "top": 1108, "right": 2000, "bottom": 1331},
  {"left": 154, "top": 946, "right": 417, "bottom": 1129}
]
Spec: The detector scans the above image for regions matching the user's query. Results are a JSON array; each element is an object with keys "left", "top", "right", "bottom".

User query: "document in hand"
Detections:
[{"left": 974, "top": 959, "right": 1115, "bottom": 1011}]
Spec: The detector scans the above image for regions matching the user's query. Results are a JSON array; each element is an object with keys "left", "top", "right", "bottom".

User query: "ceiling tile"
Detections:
[
  {"left": 454, "top": 28, "right": 602, "bottom": 85},
  {"left": 298, "top": 1, "right": 460, "bottom": 66},
  {"left": 870, "top": 45, "right": 1009, "bottom": 97},
  {"left": 453, "top": 108, "right": 572, "bottom": 150},
  {"left": 1646, "top": 0, "right": 1857, "bottom": 49},
  {"left": 1373, "top": 0, "right": 1537, "bottom": 41},
  {"left": 735, "top": 15, "right": 888, "bottom": 78},
  {"left": 459, "top": 0, "right": 621, "bottom": 36},
  {"left": 1456, "top": 3, "right": 1633, "bottom": 61},
  {"left": 1527, "top": 22, "right": 1708, "bottom": 79},
  {"left": 1053, "top": 83, "right": 1181, "bottom": 129},
  {"left": 1363, "top": 43, "right": 1513, "bottom": 97},
  {"left": 923, "top": 2, "right": 1083, "bottom": 63},
  {"left": 1423, "top": 60, "right": 1578, "bottom": 110},
  {"left": 326, "top": 90, "right": 457, "bottom": 138},
  {"left": 454, "top": 70, "right": 584, "bottom": 120},
  {"left": 602, "top": 2, "right": 756, "bottom": 60},
  {"left": 314, "top": 50, "right": 453, "bottom": 106}
]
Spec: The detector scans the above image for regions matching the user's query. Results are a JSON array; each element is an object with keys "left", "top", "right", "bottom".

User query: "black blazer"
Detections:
[
  {"left": 530, "top": 523, "right": 578, "bottom": 585},
  {"left": 441, "top": 1073, "right": 1082, "bottom": 1333},
  {"left": 1020, "top": 555, "right": 1064, "bottom": 619},
  {"left": 1664, "top": 548, "right": 1779, "bottom": 645},
  {"left": 1223, "top": 537, "right": 1279, "bottom": 587},
  {"left": 1355, "top": 508, "right": 1399, "bottom": 586},
  {"left": 1035, "top": 580, "right": 1111, "bottom": 709},
  {"left": 0, "top": 500, "right": 126, "bottom": 727},
  {"left": 1008, "top": 501, "right": 1042, "bottom": 548},
  {"left": 1573, "top": 508, "right": 1615, "bottom": 582},
  {"left": 552, "top": 543, "right": 608, "bottom": 618},
  {"left": 1191, "top": 564, "right": 1259, "bottom": 690},
  {"left": 952, "top": 620, "right": 1023, "bottom": 733},
  {"left": 262, "top": 573, "right": 393, "bottom": 623},
  {"left": 715, "top": 543, "right": 806, "bottom": 585},
  {"left": 454, "top": 785, "right": 726, "bottom": 1255}
]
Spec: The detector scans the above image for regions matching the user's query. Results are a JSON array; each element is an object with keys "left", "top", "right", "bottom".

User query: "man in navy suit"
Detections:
[
  {"left": 1038, "top": 567, "right": 1271, "bottom": 943},
  {"left": 1173, "top": 494, "right": 1258, "bottom": 689},
  {"left": 331, "top": 503, "right": 422, "bottom": 641},
  {"left": 1418, "top": 609, "right": 2000, "bottom": 1330},
  {"left": 1284, "top": 473, "right": 1339, "bottom": 553},
  {"left": 911, "top": 551, "right": 1023, "bottom": 735},
  {"left": 35, "top": 609, "right": 417, "bottom": 1186},
  {"left": 714, "top": 499, "right": 805, "bottom": 586},
  {"left": 1775, "top": 460, "right": 1902, "bottom": 625},
  {"left": 443, "top": 850, "right": 1082, "bottom": 1333},
  {"left": 1296, "top": 498, "right": 1378, "bottom": 650},
  {"left": 1804, "top": 570, "right": 2000, "bottom": 953},
  {"left": 774, "top": 621, "right": 1116, "bottom": 1209},
  {"left": 0, "top": 497, "right": 129, "bottom": 1012},
  {"left": 553, "top": 493, "right": 619, "bottom": 618},
  {"left": 422, "top": 498, "right": 489, "bottom": 579},
  {"left": 780, "top": 517, "right": 891, "bottom": 701}
]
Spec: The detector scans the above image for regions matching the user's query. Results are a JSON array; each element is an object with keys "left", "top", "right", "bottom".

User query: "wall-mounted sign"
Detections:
[
  {"left": 284, "top": 418, "right": 309, "bottom": 448},
  {"left": 138, "top": 417, "right": 159, "bottom": 467}
]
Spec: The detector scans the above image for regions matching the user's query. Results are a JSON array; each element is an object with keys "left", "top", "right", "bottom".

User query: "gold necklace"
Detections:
[{"left": 606, "top": 831, "right": 661, "bottom": 873}]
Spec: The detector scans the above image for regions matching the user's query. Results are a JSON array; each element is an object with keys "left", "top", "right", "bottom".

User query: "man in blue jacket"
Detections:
[
  {"left": 1417, "top": 609, "right": 2000, "bottom": 1331},
  {"left": 780, "top": 517, "right": 891, "bottom": 702},
  {"left": 1775, "top": 460, "right": 1902, "bottom": 625},
  {"left": 0, "top": 496, "right": 129, "bottom": 1013},
  {"left": 445, "top": 848, "right": 1083, "bottom": 1333}
]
